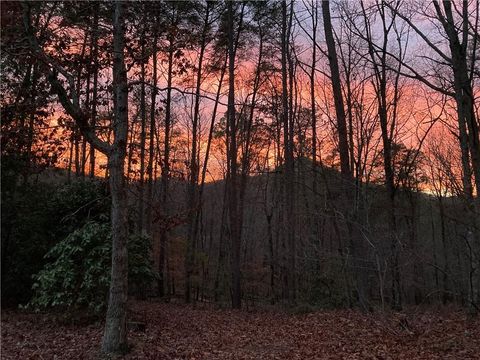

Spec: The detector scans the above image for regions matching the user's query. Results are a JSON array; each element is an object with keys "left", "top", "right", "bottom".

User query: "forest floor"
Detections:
[{"left": 2, "top": 300, "right": 480, "bottom": 360}]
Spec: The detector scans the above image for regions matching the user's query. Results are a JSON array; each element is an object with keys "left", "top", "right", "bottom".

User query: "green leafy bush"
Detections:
[
  {"left": 28, "top": 221, "right": 157, "bottom": 314},
  {"left": 1, "top": 178, "right": 109, "bottom": 305}
]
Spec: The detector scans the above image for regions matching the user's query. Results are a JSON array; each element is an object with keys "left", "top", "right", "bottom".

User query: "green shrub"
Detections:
[
  {"left": 28, "top": 221, "right": 157, "bottom": 315},
  {"left": 1, "top": 179, "right": 109, "bottom": 305}
]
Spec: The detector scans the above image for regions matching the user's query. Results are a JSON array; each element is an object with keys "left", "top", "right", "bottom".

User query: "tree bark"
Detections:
[
  {"left": 282, "top": 0, "right": 296, "bottom": 305},
  {"left": 101, "top": 1, "right": 129, "bottom": 353},
  {"left": 322, "top": 0, "right": 351, "bottom": 179},
  {"left": 360, "top": 0, "right": 403, "bottom": 310},
  {"left": 23, "top": 2, "right": 129, "bottom": 352},
  {"left": 138, "top": 15, "right": 147, "bottom": 235},
  {"left": 159, "top": 28, "right": 174, "bottom": 298},
  {"left": 89, "top": 6, "right": 99, "bottom": 178},
  {"left": 146, "top": 21, "right": 158, "bottom": 236},
  {"left": 227, "top": 0, "right": 241, "bottom": 309},
  {"left": 431, "top": 0, "right": 479, "bottom": 314},
  {"left": 325, "top": 0, "right": 376, "bottom": 311},
  {"left": 185, "top": 2, "right": 211, "bottom": 304}
]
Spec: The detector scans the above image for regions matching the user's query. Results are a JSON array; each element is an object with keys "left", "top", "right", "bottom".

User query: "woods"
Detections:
[{"left": 1, "top": 0, "right": 479, "bottom": 357}]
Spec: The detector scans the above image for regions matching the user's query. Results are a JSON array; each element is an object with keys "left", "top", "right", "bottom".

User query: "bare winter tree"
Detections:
[
  {"left": 227, "top": 0, "right": 242, "bottom": 309},
  {"left": 385, "top": 0, "right": 480, "bottom": 315}
]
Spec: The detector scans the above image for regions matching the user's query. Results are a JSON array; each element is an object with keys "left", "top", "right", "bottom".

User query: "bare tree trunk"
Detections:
[
  {"left": 322, "top": 0, "right": 351, "bottom": 179},
  {"left": 214, "top": 185, "right": 229, "bottom": 302},
  {"left": 430, "top": 205, "right": 440, "bottom": 299},
  {"left": 74, "top": 131, "right": 80, "bottom": 176},
  {"left": 185, "top": 3, "right": 210, "bottom": 303},
  {"left": 159, "top": 31, "right": 174, "bottom": 298},
  {"left": 146, "top": 24, "right": 158, "bottom": 236},
  {"left": 386, "top": 0, "right": 479, "bottom": 312},
  {"left": 138, "top": 17, "right": 147, "bottom": 234},
  {"left": 323, "top": 0, "right": 367, "bottom": 309},
  {"left": 433, "top": 1, "right": 480, "bottom": 313},
  {"left": 238, "top": 23, "right": 264, "bottom": 262},
  {"left": 360, "top": 1, "right": 402, "bottom": 310},
  {"left": 101, "top": 1, "right": 129, "bottom": 353},
  {"left": 438, "top": 196, "right": 450, "bottom": 303},
  {"left": 126, "top": 120, "right": 135, "bottom": 183},
  {"left": 227, "top": 1, "right": 241, "bottom": 309},
  {"left": 23, "top": 65, "right": 39, "bottom": 183},
  {"left": 67, "top": 132, "right": 73, "bottom": 182},
  {"left": 310, "top": 0, "right": 318, "bottom": 192},
  {"left": 74, "top": 29, "right": 88, "bottom": 178},
  {"left": 89, "top": 7, "right": 99, "bottom": 179},
  {"left": 281, "top": 0, "right": 296, "bottom": 305}
]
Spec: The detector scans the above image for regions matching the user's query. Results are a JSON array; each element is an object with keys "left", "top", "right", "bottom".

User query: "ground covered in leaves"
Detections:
[{"left": 2, "top": 301, "right": 480, "bottom": 359}]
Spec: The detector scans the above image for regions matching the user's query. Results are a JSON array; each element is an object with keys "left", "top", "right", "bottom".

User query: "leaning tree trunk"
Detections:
[{"left": 322, "top": 0, "right": 351, "bottom": 179}]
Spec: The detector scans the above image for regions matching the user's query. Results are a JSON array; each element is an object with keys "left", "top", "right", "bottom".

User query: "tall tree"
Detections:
[
  {"left": 322, "top": 0, "right": 374, "bottom": 311},
  {"left": 89, "top": 4, "right": 100, "bottom": 179},
  {"left": 23, "top": 1, "right": 130, "bottom": 353},
  {"left": 281, "top": 0, "right": 296, "bottom": 305},
  {"left": 360, "top": 0, "right": 403, "bottom": 310},
  {"left": 158, "top": 3, "right": 176, "bottom": 297},
  {"left": 227, "top": 0, "right": 241, "bottom": 309},
  {"left": 185, "top": 1, "right": 213, "bottom": 304},
  {"left": 146, "top": 10, "right": 159, "bottom": 236},
  {"left": 386, "top": 0, "right": 480, "bottom": 315},
  {"left": 137, "top": 8, "right": 148, "bottom": 235},
  {"left": 322, "top": 0, "right": 351, "bottom": 179}
]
